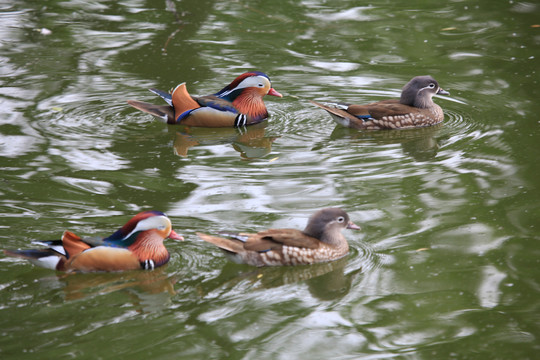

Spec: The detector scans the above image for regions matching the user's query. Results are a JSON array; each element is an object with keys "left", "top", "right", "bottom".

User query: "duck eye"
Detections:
[
  {"left": 429, "top": 83, "right": 436, "bottom": 88},
  {"left": 258, "top": 83, "right": 264, "bottom": 87},
  {"left": 337, "top": 216, "right": 345, "bottom": 223}
]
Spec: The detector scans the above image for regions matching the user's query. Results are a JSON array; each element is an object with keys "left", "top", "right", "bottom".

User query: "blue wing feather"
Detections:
[
  {"left": 196, "top": 97, "right": 239, "bottom": 114},
  {"left": 355, "top": 114, "right": 372, "bottom": 120},
  {"left": 150, "top": 88, "right": 173, "bottom": 106}
]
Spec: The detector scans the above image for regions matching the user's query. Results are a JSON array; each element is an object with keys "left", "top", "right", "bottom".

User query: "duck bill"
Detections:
[
  {"left": 267, "top": 88, "right": 283, "bottom": 98},
  {"left": 168, "top": 230, "right": 185, "bottom": 241},
  {"left": 347, "top": 221, "right": 361, "bottom": 230},
  {"left": 437, "top": 88, "right": 450, "bottom": 96}
]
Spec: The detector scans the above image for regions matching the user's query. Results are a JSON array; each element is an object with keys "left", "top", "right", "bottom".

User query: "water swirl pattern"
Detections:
[{"left": 0, "top": 1, "right": 539, "bottom": 359}]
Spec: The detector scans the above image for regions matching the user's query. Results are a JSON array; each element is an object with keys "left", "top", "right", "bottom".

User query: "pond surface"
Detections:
[{"left": 1, "top": 0, "right": 539, "bottom": 359}]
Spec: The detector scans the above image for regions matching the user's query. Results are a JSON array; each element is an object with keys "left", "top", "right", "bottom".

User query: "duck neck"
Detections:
[
  {"left": 321, "top": 232, "right": 348, "bottom": 250},
  {"left": 128, "top": 233, "right": 170, "bottom": 267},
  {"left": 233, "top": 92, "right": 268, "bottom": 121},
  {"left": 304, "top": 225, "right": 348, "bottom": 249},
  {"left": 414, "top": 94, "right": 435, "bottom": 109},
  {"left": 401, "top": 87, "right": 435, "bottom": 109}
]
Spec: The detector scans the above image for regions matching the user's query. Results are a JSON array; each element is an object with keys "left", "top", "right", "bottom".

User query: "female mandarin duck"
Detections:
[
  {"left": 127, "top": 71, "right": 283, "bottom": 128},
  {"left": 197, "top": 208, "right": 360, "bottom": 267},
  {"left": 3, "top": 211, "right": 184, "bottom": 272},
  {"left": 311, "top": 75, "right": 449, "bottom": 129}
]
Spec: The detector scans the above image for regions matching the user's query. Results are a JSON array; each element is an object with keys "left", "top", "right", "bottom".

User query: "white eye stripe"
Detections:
[
  {"left": 236, "top": 76, "right": 270, "bottom": 90},
  {"left": 123, "top": 216, "right": 171, "bottom": 239},
  {"left": 219, "top": 76, "right": 269, "bottom": 97},
  {"left": 419, "top": 84, "right": 437, "bottom": 92}
]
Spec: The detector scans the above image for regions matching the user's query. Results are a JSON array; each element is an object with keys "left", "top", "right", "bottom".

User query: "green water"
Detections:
[{"left": 1, "top": 0, "right": 539, "bottom": 359}]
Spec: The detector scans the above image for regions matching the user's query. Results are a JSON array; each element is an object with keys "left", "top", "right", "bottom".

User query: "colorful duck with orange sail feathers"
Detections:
[
  {"left": 3, "top": 211, "right": 184, "bottom": 272},
  {"left": 127, "top": 71, "right": 282, "bottom": 127}
]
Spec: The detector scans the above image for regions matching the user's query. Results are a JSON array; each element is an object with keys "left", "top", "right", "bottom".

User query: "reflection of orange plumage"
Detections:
[
  {"left": 4, "top": 211, "right": 184, "bottom": 273},
  {"left": 172, "top": 123, "right": 276, "bottom": 158},
  {"left": 173, "top": 132, "right": 200, "bottom": 157},
  {"left": 127, "top": 71, "right": 282, "bottom": 128},
  {"left": 60, "top": 268, "right": 177, "bottom": 303},
  {"left": 233, "top": 126, "right": 276, "bottom": 159}
]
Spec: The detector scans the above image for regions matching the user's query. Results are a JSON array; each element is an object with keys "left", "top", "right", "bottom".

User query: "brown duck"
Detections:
[
  {"left": 311, "top": 75, "right": 449, "bottom": 130},
  {"left": 197, "top": 208, "right": 360, "bottom": 267}
]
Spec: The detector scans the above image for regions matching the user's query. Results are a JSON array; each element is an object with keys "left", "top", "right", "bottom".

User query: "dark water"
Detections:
[{"left": 1, "top": 0, "right": 539, "bottom": 359}]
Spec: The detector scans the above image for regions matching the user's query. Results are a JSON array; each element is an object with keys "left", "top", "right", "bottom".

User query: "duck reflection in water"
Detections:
[
  {"left": 196, "top": 256, "right": 359, "bottom": 301},
  {"left": 171, "top": 122, "right": 276, "bottom": 159},
  {"left": 327, "top": 123, "right": 443, "bottom": 161},
  {"left": 55, "top": 267, "right": 177, "bottom": 312}
]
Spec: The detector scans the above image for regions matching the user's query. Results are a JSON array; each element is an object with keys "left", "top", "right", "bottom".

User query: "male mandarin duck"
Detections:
[
  {"left": 197, "top": 208, "right": 360, "bottom": 267},
  {"left": 127, "top": 71, "right": 283, "bottom": 128},
  {"left": 3, "top": 211, "right": 184, "bottom": 272},
  {"left": 311, "top": 75, "right": 450, "bottom": 130}
]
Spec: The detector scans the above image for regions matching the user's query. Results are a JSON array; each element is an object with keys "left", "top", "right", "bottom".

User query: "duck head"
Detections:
[
  {"left": 215, "top": 71, "right": 283, "bottom": 120},
  {"left": 104, "top": 211, "right": 184, "bottom": 246},
  {"left": 303, "top": 208, "right": 360, "bottom": 244},
  {"left": 400, "top": 75, "right": 449, "bottom": 109}
]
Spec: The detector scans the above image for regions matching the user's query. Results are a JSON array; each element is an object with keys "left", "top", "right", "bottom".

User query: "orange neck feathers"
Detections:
[
  {"left": 233, "top": 91, "right": 269, "bottom": 121},
  {"left": 127, "top": 230, "right": 170, "bottom": 267}
]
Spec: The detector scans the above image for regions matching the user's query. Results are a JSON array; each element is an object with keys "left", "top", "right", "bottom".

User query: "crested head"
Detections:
[
  {"left": 225, "top": 71, "right": 271, "bottom": 90},
  {"left": 103, "top": 211, "right": 182, "bottom": 268},
  {"left": 211, "top": 71, "right": 282, "bottom": 121},
  {"left": 214, "top": 71, "right": 282, "bottom": 101},
  {"left": 103, "top": 211, "right": 181, "bottom": 246},
  {"left": 303, "top": 208, "right": 359, "bottom": 242},
  {"left": 400, "top": 75, "right": 448, "bottom": 108}
]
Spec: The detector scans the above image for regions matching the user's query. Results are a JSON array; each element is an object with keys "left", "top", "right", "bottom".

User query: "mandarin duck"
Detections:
[
  {"left": 3, "top": 211, "right": 184, "bottom": 273},
  {"left": 127, "top": 71, "right": 282, "bottom": 128},
  {"left": 311, "top": 75, "right": 450, "bottom": 130},
  {"left": 197, "top": 208, "right": 360, "bottom": 267}
]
